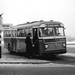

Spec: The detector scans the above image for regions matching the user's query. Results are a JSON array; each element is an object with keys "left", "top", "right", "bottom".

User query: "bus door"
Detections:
[{"left": 33, "top": 28, "right": 39, "bottom": 55}]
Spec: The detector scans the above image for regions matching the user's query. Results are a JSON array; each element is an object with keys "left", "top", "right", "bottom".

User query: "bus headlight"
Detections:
[
  {"left": 62, "top": 43, "right": 66, "bottom": 47},
  {"left": 45, "top": 44, "right": 48, "bottom": 48}
]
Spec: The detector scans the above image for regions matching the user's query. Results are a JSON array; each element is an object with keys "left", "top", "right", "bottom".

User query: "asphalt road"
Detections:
[
  {"left": 0, "top": 45, "right": 75, "bottom": 75},
  {"left": 67, "top": 45, "right": 75, "bottom": 53},
  {"left": 0, "top": 64, "right": 75, "bottom": 75},
  {"left": 0, "top": 45, "right": 75, "bottom": 66}
]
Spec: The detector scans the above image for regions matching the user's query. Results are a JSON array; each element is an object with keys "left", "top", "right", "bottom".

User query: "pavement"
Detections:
[
  {"left": 0, "top": 57, "right": 51, "bottom": 64},
  {"left": 61, "top": 53, "right": 75, "bottom": 57},
  {"left": 0, "top": 47, "right": 75, "bottom": 66},
  {"left": 0, "top": 47, "right": 51, "bottom": 64}
]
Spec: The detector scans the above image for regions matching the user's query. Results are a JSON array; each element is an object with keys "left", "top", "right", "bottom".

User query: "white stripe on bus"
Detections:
[{"left": 39, "top": 36, "right": 66, "bottom": 39}]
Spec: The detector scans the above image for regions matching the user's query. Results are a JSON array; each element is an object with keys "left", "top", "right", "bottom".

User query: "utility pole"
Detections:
[{"left": 0, "top": 13, "right": 3, "bottom": 58}]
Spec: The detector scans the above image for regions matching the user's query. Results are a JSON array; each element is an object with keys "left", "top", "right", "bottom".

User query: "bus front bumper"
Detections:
[{"left": 43, "top": 49, "right": 67, "bottom": 55}]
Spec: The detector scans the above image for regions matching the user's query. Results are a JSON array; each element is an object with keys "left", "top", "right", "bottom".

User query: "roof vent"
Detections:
[
  {"left": 27, "top": 22, "right": 30, "bottom": 24},
  {"left": 40, "top": 20, "right": 43, "bottom": 22},
  {"left": 50, "top": 20, "right": 53, "bottom": 22},
  {"left": 31, "top": 21, "right": 38, "bottom": 23}
]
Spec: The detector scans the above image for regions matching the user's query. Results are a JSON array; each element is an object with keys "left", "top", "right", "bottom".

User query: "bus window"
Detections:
[
  {"left": 17, "top": 29, "right": 28, "bottom": 37},
  {"left": 24, "top": 28, "right": 30, "bottom": 37},
  {"left": 17, "top": 28, "right": 32, "bottom": 37},
  {"left": 12, "top": 30, "right": 16, "bottom": 37},
  {"left": 20, "top": 29, "right": 25, "bottom": 37},
  {"left": 3, "top": 30, "right": 7, "bottom": 37},
  {"left": 29, "top": 28, "right": 33, "bottom": 37},
  {"left": 4, "top": 30, "right": 11, "bottom": 37},
  {"left": 24, "top": 29, "right": 27, "bottom": 37},
  {"left": 39, "top": 29, "right": 42, "bottom": 37},
  {"left": 54, "top": 27, "right": 64, "bottom": 36},
  {"left": 47, "top": 28, "right": 54, "bottom": 36},
  {"left": 15, "top": 30, "right": 17, "bottom": 37},
  {"left": 17, "top": 29, "right": 21, "bottom": 37},
  {"left": 39, "top": 27, "right": 54, "bottom": 37},
  {"left": 9, "top": 30, "right": 11, "bottom": 37}
]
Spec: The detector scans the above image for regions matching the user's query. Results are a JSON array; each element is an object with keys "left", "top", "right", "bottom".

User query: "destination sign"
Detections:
[
  {"left": 40, "top": 23, "right": 63, "bottom": 28},
  {"left": 46, "top": 24, "right": 60, "bottom": 27}
]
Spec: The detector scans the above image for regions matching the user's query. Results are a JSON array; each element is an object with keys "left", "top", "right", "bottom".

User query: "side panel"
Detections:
[
  {"left": 11, "top": 38, "right": 17, "bottom": 51},
  {"left": 38, "top": 39, "right": 45, "bottom": 56},
  {"left": 4, "top": 37, "right": 11, "bottom": 48},
  {"left": 16, "top": 38, "right": 26, "bottom": 52}
]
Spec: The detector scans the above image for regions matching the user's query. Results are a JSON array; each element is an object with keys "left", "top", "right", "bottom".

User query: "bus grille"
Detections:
[
  {"left": 44, "top": 38, "right": 65, "bottom": 42},
  {"left": 45, "top": 42, "right": 65, "bottom": 51},
  {"left": 44, "top": 39, "right": 55, "bottom": 42}
]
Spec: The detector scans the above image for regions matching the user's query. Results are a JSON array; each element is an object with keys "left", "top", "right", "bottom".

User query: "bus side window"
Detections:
[
  {"left": 17, "top": 28, "right": 31, "bottom": 37},
  {"left": 15, "top": 30, "right": 17, "bottom": 37},
  {"left": 9, "top": 30, "right": 11, "bottom": 37},
  {"left": 24, "top": 28, "right": 29, "bottom": 37},
  {"left": 4, "top": 30, "right": 11, "bottom": 37},
  {"left": 12, "top": 30, "right": 15, "bottom": 37},
  {"left": 17, "top": 29, "right": 20, "bottom": 37},
  {"left": 6, "top": 30, "right": 9, "bottom": 37},
  {"left": 24, "top": 29, "right": 27, "bottom": 37},
  {"left": 21, "top": 29, "right": 25, "bottom": 37},
  {"left": 29, "top": 28, "right": 32, "bottom": 37}
]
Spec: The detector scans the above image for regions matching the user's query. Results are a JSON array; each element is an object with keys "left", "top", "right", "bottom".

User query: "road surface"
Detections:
[
  {"left": 0, "top": 45, "right": 75, "bottom": 66},
  {"left": 0, "top": 45, "right": 75, "bottom": 75},
  {"left": 0, "top": 64, "right": 75, "bottom": 75}
]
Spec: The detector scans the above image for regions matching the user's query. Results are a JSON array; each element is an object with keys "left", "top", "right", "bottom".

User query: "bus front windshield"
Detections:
[{"left": 39, "top": 27, "right": 64, "bottom": 37}]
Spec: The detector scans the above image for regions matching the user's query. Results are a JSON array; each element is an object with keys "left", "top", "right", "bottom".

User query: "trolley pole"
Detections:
[{"left": 0, "top": 13, "right": 3, "bottom": 58}]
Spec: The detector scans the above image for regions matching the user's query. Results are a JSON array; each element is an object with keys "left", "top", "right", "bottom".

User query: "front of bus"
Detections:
[{"left": 39, "top": 21, "right": 67, "bottom": 56}]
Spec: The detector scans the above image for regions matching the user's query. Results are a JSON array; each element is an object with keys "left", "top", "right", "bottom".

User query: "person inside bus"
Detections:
[{"left": 25, "top": 33, "right": 33, "bottom": 58}]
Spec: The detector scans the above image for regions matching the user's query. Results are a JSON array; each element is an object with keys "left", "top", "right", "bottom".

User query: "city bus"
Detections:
[{"left": 3, "top": 20, "right": 67, "bottom": 56}]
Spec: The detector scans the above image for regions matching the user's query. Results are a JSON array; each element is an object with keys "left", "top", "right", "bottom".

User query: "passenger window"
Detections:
[
  {"left": 20, "top": 29, "right": 25, "bottom": 37},
  {"left": 17, "top": 28, "right": 32, "bottom": 37},
  {"left": 29, "top": 28, "right": 33, "bottom": 37},
  {"left": 4, "top": 30, "right": 11, "bottom": 37},
  {"left": 12, "top": 30, "right": 16, "bottom": 37},
  {"left": 24, "top": 28, "right": 29, "bottom": 37},
  {"left": 17, "top": 29, "right": 21, "bottom": 37}
]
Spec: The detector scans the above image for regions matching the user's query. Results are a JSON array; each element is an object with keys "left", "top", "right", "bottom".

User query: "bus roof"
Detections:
[{"left": 13, "top": 20, "right": 64, "bottom": 29}]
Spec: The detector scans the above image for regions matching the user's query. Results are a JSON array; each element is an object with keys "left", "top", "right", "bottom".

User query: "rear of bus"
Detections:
[{"left": 38, "top": 21, "right": 66, "bottom": 56}]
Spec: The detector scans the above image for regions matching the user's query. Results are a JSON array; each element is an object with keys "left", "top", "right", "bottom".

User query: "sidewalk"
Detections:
[
  {"left": 0, "top": 52, "right": 51, "bottom": 64},
  {"left": 0, "top": 48, "right": 51, "bottom": 64},
  {"left": 0, "top": 47, "right": 75, "bottom": 64}
]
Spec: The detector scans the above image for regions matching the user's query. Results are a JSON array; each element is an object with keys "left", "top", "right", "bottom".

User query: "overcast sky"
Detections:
[{"left": 0, "top": 0, "right": 75, "bottom": 37}]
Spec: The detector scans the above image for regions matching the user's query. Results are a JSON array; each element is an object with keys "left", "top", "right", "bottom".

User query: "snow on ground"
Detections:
[{"left": 67, "top": 41, "right": 75, "bottom": 45}]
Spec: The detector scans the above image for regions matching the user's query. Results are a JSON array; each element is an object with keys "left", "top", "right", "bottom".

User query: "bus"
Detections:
[{"left": 4, "top": 20, "right": 67, "bottom": 56}]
